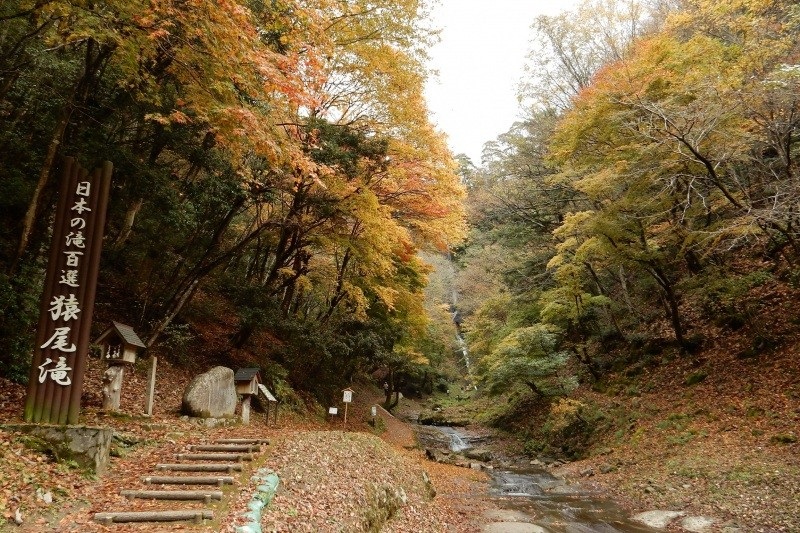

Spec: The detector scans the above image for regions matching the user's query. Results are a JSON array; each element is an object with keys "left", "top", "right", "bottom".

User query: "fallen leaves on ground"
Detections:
[{"left": 1, "top": 364, "right": 495, "bottom": 532}]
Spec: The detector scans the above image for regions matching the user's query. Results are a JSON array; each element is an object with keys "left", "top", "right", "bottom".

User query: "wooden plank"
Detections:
[
  {"left": 94, "top": 510, "right": 213, "bottom": 524},
  {"left": 142, "top": 475, "right": 234, "bottom": 485},
  {"left": 188, "top": 444, "right": 261, "bottom": 452},
  {"left": 120, "top": 490, "right": 223, "bottom": 502},
  {"left": 145, "top": 355, "right": 157, "bottom": 416},
  {"left": 176, "top": 453, "right": 253, "bottom": 461},
  {"left": 214, "top": 438, "right": 270, "bottom": 445},
  {"left": 258, "top": 384, "right": 277, "bottom": 402},
  {"left": 156, "top": 463, "right": 242, "bottom": 472}
]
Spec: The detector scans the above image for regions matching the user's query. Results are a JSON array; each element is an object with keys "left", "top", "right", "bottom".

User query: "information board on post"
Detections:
[{"left": 341, "top": 388, "right": 354, "bottom": 425}]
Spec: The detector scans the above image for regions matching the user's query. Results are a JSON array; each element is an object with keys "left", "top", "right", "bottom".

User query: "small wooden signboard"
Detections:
[
  {"left": 257, "top": 384, "right": 278, "bottom": 425},
  {"left": 327, "top": 406, "right": 338, "bottom": 423},
  {"left": 342, "top": 388, "right": 354, "bottom": 425}
]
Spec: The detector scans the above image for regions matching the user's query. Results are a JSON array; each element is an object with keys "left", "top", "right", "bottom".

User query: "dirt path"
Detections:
[{"left": 2, "top": 381, "right": 499, "bottom": 532}]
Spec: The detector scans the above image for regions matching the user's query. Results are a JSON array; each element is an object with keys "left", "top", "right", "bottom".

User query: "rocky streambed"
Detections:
[{"left": 416, "top": 424, "right": 719, "bottom": 532}]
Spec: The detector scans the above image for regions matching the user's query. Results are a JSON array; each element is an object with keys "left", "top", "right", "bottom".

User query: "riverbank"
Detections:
[
  {"left": 2, "top": 359, "right": 797, "bottom": 531},
  {"left": 410, "top": 389, "right": 800, "bottom": 533},
  {"left": 549, "top": 421, "right": 800, "bottom": 532}
]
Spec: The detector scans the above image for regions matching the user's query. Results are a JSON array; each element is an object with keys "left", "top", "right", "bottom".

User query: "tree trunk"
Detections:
[
  {"left": 11, "top": 104, "right": 71, "bottom": 273},
  {"left": 146, "top": 197, "right": 272, "bottom": 347},
  {"left": 320, "top": 249, "right": 351, "bottom": 323},
  {"left": 525, "top": 381, "right": 544, "bottom": 397},
  {"left": 113, "top": 197, "right": 144, "bottom": 248},
  {"left": 384, "top": 371, "right": 399, "bottom": 410},
  {"left": 646, "top": 263, "right": 686, "bottom": 348},
  {"left": 102, "top": 365, "right": 126, "bottom": 411},
  {"left": 584, "top": 261, "right": 625, "bottom": 340},
  {"left": 618, "top": 265, "right": 637, "bottom": 315}
]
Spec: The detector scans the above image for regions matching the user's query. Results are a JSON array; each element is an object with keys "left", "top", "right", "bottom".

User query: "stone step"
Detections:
[
  {"left": 120, "top": 489, "right": 223, "bottom": 502},
  {"left": 142, "top": 475, "right": 234, "bottom": 486},
  {"left": 176, "top": 453, "right": 254, "bottom": 461},
  {"left": 214, "top": 438, "right": 270, "bottom": 445},
  {"left": 94, "top": 509, "right": 213, "bottom": 525},
  {"left": 156, "top": 463, "right": 242, "bottom": 472},
  {"left": 188, "top": 444, "right": 261, "bottom": 453}
]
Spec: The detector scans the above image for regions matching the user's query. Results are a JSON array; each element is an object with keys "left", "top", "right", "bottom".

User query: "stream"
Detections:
[{"left": 422, "top": 426, "right": 660, "bottom": 533}]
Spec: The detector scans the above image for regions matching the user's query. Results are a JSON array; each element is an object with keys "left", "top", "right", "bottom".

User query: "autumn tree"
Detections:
[
  {"left": 520, "top": 0, "right": 673, "bottom": 112},
  {"left": 0, "top": 0, "right": 466, "bottom": 401},
  {"left": 547, "top": 0, "right": 800, "bottom": 348}
]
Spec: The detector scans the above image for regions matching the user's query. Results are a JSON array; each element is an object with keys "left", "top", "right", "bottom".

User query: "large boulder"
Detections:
[
  {"left": 181, "top": 366, "right": 237, "bottom": 418},
  {"left": 464, "top": 448, "right": 493, "bottom": 462}
]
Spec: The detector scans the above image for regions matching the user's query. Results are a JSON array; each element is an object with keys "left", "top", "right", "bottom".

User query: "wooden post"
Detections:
[
  {"left": 24, "top": 158, "right": 113, "bottom": 425},
  {"left": 102, "top": 365, "right": 125, "bottom": 410},
  {"left": 342, "top": 388, "right": 353, "bottom": 427},
  {"left": 241, "top": 395, "right": 251, "bottom": 424},
  {"left": 145, "top": 355, "right": 157, "bottom": 416}
]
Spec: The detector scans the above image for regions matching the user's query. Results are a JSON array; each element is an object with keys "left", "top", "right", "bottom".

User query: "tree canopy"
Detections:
[
  {"left": 456, "top": 0, "right": 800, "bottom": 396},
  {"left": 0, "top": 0, "right": 465, "bottom": 402}
]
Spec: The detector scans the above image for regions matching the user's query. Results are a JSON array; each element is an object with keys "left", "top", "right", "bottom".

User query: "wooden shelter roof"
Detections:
[
  {"left": 95, "top": 321, "right": 146, "bottom": 348},
  {"left": 234, "top": 367, "right": 261, "bottom": 382}
]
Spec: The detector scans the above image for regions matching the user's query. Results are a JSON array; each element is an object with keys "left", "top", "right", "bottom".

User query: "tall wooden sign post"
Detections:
[
  {"left": 342, "top": 388, "right": 353, "bottom": 426},
  {"left": 24, "top": 157, "right": 112, "bottom": 425}
]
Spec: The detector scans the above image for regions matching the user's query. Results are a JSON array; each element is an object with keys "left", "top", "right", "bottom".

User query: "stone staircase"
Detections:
[{"left": 94, "top": 438, "right": 269, "bottom": 526}]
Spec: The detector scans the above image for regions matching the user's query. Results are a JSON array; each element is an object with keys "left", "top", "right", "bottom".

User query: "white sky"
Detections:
[{"left": 424, "top": 0, "right": 579, "bottom": 164}]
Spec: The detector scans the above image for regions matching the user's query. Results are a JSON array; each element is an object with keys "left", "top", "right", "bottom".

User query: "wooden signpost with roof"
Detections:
[
  {"left": 234, "top": 368, "right": 261, "bottom": 424},
  {"left": 95, "top": 322, "right": 145, "bottom": 411}
]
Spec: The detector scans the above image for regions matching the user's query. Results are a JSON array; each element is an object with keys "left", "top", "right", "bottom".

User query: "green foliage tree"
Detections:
[
  {"left": 456, "top": 0, "right": 800, "bottom": 396},
  {"left": 479, "top": 324, "right": 576, "bottom": 397}
]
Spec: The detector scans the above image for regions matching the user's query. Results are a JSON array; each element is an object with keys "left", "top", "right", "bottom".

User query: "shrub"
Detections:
[
  {"left": 684, "top": 371, "right": 708, "bottom": 386},
  {"left": 698, "top": 270, "right": 772, "bottom": 330}
]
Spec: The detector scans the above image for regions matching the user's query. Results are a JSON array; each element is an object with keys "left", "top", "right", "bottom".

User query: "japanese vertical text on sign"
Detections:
[{"left": 24, "top": 158, "right": 112, "bottom": 425}]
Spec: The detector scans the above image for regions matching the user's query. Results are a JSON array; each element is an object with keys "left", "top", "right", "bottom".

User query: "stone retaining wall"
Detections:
[{"left": 2, "top": 424, "right": 113, "bottom": 474}]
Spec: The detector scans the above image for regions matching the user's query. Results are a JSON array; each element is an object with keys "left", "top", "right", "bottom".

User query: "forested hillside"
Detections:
[
  {"left": 455, "top": 0, "right": 800, "bottom": 405},
  {"left": 0, "top": 0, "right": 465, "bottom": 404},
  {"left": 446, "top": 2, "right": 800, "bottom": 527},
  {"left": 1, "top": 0, "right": 798, "bottom": 461},
  {"left": 1, "top": 0, "right": 800, "bottom": 529}
]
